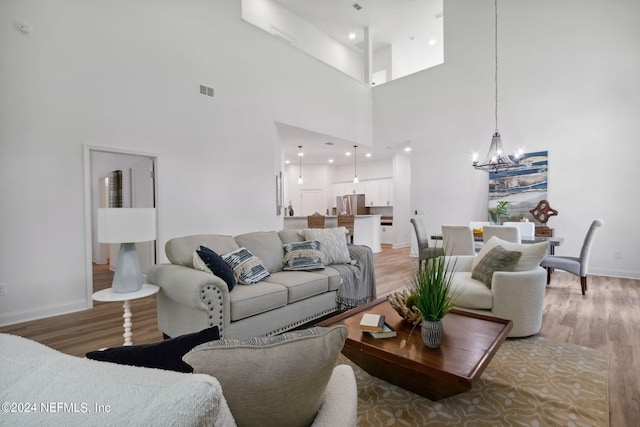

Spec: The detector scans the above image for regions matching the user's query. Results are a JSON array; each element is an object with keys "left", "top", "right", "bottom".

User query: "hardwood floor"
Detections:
[{"left": 1, "top": 245, "right": 637, "bottom": 426}]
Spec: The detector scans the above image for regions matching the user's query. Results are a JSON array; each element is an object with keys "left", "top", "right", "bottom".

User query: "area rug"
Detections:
[{"left": 339, "top": 335, "right": 609, "bottom": 426}]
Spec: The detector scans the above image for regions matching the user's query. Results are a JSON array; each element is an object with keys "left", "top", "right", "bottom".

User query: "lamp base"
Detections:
[{"left": 112, "top": 242, "right": 143, "bottom": 293}]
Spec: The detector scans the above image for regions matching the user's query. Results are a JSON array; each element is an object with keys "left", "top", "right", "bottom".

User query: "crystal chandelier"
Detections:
[{"left": 473, "top": 0, "right": 523, "bottom": 173}]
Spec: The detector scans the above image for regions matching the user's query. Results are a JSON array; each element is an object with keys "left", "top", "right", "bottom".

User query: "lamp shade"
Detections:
[{"left": 97, "top": 208, "right": 156, "bottom": 243}]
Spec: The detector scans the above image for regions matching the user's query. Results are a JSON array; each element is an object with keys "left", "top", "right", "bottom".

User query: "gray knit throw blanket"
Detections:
[{"left": 333, "top": 245, "right": 377, "bottom": 310}]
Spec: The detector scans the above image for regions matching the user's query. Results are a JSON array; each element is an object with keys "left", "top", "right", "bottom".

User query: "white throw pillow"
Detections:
[
  {"left": 473, "top": 236, "right": 548, "bottom": 272},
  {"left": 303, "top": 227, "right": 351, "bottom": 264}
]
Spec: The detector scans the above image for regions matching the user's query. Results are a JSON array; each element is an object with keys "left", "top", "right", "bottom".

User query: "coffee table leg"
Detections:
[{"left": 122, "top": 300, "right": 133, "bottom": 346}]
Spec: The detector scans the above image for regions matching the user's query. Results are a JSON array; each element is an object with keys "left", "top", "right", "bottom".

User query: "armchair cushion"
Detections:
[
  {"left": 183, "top": 326, "right": 348, "bottom": 427},
  {"left": 471, "top": 245, "right": 522, "bottom": 287},
  {"left": 473, "top": 236, "right": 548, "bottom": 272}
]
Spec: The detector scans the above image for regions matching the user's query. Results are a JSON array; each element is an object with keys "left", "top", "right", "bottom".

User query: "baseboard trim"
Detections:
[{"left": 0, "top": 299, "right": 90, "bottom": 327}]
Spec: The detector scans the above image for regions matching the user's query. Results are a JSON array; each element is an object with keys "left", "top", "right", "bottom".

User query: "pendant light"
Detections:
[
  {"left": 473, "top": 0, "right": 523, "bottom": 172},
  {"left": 297, "top": 145, "right": 303, "bottom": 184},
  {"left": 352, "top": 145, "right": 359, "bottom": 184}
]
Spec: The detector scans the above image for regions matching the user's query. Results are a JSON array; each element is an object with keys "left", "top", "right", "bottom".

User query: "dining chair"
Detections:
[
  {"left": 483, "top": 225, "right": 521, "bottom": 243},
  {"left": 410, "top": 218, "right": 445, "bottom": 273},
  {"left": 307, "top": 212, "right": 325, "bottom": 229},
  {"left": 441, "top": 225, "right": 476, "bottom": 255},
  {"left": 503, "top": 221, "right": 535, "bottom": 239},
  {"left": 541, "top": 219, "right": 603, "bottom": 295},
  {"left": 469, "top": 221, "right": 490, "bottom": 252},
  {"left": 338, "top": 214, "right": 355, "bottom": 244}
]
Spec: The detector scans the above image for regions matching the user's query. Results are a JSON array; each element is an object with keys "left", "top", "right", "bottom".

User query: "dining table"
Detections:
[{"left": 430, "top": 234, "right": 564, "bottom": 255}]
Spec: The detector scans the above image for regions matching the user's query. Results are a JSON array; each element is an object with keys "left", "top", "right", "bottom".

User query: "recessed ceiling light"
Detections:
[
  {"left": 328, "top": 159, "right": 334, "bottom": 163},
  {"left": 366, "top": 153, "right": 372, "bottom": 158},
  {"left": 429, "top": 39, "right": 436, "bottom": 46},
  {"left": 285, "top": 160, "right": 290, "bottom": 164},
  {"left": 404, "top": 147, "right": 412, "bottom": 152},
  {"left": 346, "top": 151, "right": 352, "bottom": 156},
  {"left": 348, "top": 32, "right": 356, "bottom": 40}
]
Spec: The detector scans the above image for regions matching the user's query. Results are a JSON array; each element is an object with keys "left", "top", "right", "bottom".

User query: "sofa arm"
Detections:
[
  {"left": 311, "top": 364, "right": 357, "bottom": 427},
  {"left": 147, "top": 264, "right": 231, "bottom": 337},
  {"left": 491, "top": 267, "right": 547, "bottom": 337}
]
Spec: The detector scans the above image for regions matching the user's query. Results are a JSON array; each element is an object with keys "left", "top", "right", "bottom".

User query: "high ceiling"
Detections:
[
  {"left": 273, "top": 0, "right": 443, "bottom": 53},
  {"left": 270, "top": 0, "right": 442, "bottom": 166}
]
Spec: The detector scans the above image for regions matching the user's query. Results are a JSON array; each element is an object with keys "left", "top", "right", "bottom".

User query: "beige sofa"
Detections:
[{"left": 147, "top": 229, "right": 375, "bottom": 339}]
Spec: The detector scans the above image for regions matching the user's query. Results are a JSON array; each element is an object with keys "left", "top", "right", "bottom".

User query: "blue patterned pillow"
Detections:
[
  {"left": 222, "top": 247, "right": 270, "bottom": 284},
  {"left": 283, "top": 240, "right": 325, "bottom": 271}
]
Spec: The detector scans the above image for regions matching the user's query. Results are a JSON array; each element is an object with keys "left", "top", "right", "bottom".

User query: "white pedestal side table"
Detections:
[{"left": 92, "top": 284, "right": 160, "bottom": 346}]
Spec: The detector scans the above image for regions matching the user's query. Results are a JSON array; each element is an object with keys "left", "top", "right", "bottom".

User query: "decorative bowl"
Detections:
[{"left": 388, "top": 290, "right": 422, "bottom": 326}]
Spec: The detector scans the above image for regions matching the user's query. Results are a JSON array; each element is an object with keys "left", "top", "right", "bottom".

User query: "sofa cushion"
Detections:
[
  {"left": 473, "top": 236, "right": 548, "bottom": 272},
  {"left": 235, "top": 231, "right": 285, "bottom": 273},
  {"left": 314, "top": 266, "right": 342, "bottom": 291},
  {"left": 166, "top": 234, "right": 239, "bottom": 268},
  {"left": 278, "top": 228, "right": 305, "bottom": 244},
  {"left": 471, "top": 245, "right": 522, "bottom": 287},
  {"left": 228, "top": 282, "right": 288, "bottom": 321},
  {"left": 183, "top": 326, "right": 348, "bottom": 427},
  {"left": 451, "top": 272, "right": 494, "bottom": 309},
  {"left": 263, "top": 271, "right": 329, "bottom": 303},
  {"left": 282, "top": 240, "right": 325, "bottom": 271},
  {"left": 193, "top": 246, "right": 236, "bottom": 291},
  {"left": 303, "top": 227, "right": 351, "bottom": 264},
  {"left": 222, "top": 247, "right": 270, "bottom": 285},
  {"left": 85, "top": 326, "right": 220, "bottom": 373}
]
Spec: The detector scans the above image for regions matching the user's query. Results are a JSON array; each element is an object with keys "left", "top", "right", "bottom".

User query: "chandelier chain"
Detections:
[{"left": 495, "top": 0, "right": 499, "bottom": 133}]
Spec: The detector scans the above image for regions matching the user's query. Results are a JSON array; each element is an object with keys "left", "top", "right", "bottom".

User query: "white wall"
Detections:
[
  {"left": 373, "top": 0, "right": 640, "bottom": 278},
  {"left": 0, "top": 0, "right": 371, "bottom": 325},
  {"left": 242, "top": 0, "right": 363, "bottom": 81}
]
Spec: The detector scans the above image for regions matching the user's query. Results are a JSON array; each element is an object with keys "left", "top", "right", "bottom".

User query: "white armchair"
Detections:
[{"left": 445, "top": 236, "right": 549, "bottom": 337}]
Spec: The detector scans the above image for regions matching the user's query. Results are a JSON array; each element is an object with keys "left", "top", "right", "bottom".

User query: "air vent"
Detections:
[
  {"left": 353, "top": 3, "right": 362, "bottom": 11},
  {"left": 199, "top": 84, "right": 214, "bottom": 98}
]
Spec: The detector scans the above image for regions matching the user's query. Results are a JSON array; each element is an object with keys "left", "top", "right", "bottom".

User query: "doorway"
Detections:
[{"left": 83, "top": 146, "right": 158, "bottom": 301}]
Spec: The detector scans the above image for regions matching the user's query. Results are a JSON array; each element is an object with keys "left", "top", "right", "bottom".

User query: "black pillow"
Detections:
[
  {"left": 86, "top": 326, "right": 219, "bottom": 372},
  {"left": 196, "top": 246, "right": 236, "bottom": 292}
]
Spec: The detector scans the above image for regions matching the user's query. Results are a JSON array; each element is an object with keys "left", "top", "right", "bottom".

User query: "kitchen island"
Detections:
[{"left": 283, "top": 215, "right": 382, "bottom": 253}]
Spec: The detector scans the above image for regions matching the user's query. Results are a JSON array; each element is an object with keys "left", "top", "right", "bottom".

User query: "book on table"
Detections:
[
  {"left": 368, "top": 323, "right": 397, "bottom": 339},
  {"left": 360, "top": 313, "right": 385, "bottom": 332}
]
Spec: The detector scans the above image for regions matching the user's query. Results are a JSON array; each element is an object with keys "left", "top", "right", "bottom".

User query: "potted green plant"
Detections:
[
  {"left": 488, "top": 200, "right": 512, "bottom": 224},
  {"left": 406, "top": 255, "right": 458, "bottom": 348}
]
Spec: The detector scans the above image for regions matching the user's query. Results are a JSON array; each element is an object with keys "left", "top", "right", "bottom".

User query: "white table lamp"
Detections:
[{"left": 97, "top": 208, "right": 156, "bottom": 293}]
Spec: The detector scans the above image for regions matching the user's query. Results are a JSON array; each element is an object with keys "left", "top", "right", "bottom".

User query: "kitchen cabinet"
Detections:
[
  {"left": 380, "top": 225, "right": 394, "bottom": 244},
  {"left": 378, "top": 179, "right": 394, "bottom": 206}
]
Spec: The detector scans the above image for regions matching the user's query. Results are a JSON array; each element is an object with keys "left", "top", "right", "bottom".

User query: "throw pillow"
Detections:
[
  {"left": 303, "top": 227, "right": 351, "bottom": 264},
  {"left": 282, "top": 240, "right": 325, "bottom": 271},
  {"left": 473, "top": 236, "right": 549, "bottom": 272},
  {"left": 183, "top": 326, "right": 348, "bottom": 427},
  {"left": 222, "top": 247, "right": 270, "bottom": 284},
  {"left": 193, "top": 246, "right": 236, "bottom": 292},
  {"left": 85, "top": 326, "right": 219, "bottom": 373},
  {"left": 471, "top": 245, "right": 522, "bottom": 287}
]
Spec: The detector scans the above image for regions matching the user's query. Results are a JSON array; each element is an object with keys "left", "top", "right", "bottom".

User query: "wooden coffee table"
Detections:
[{"left": 317, "top": 297, "right": 512, "bottom": 401}]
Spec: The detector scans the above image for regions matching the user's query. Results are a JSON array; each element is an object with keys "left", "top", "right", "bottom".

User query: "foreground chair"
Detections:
[
  {"left": 483, "top": 225, "right": 521, "bottom": 243},
  {"left": 442, "top": 225, "right": 476, "bottom": 255},
  {"left": 410, "top": 218, "right": 444, "bottom": 272},
  {"left": 541, "top": 219, "right": 603, "bottom": 295}
]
